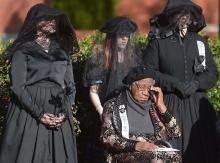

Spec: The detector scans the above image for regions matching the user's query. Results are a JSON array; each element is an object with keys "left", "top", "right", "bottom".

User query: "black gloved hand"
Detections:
[{"left": 184, "top": 80, "right": 199, "bottom": 97}]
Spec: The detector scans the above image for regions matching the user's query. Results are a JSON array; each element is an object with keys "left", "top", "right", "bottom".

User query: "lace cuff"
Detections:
[
  {"left": 124, "top": 139, "right": 138, "bottom": 152},
  {"left": 160, "top": 110, "right": 172, "bottom": 123}
]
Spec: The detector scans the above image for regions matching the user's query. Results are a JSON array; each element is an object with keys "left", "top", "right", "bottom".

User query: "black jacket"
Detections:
[
  {"left": 10, "top": 41, "right": 75, "bottom": 118},
  {"left": 143, "top": 32, "right": 218, "bottom": 93}
]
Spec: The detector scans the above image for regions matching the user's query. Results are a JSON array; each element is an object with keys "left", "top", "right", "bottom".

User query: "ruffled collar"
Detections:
[{"left": 20, "top": 40, "right": 69, "bottom": 61}]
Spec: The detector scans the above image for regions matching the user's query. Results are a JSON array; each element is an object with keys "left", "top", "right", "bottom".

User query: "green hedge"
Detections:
[
  {"left": 207, "top": 38, "right": 220, "bottom": 111},
  {"left": 0, "top": 33, "right": 220, "bottom": 136}
]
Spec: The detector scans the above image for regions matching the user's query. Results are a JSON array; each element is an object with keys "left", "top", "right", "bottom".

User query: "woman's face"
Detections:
[
  {"left": 176, "top": 14, "right": 191, "bottom": 37},
  {"left": 129, "top": 78, "right": 155, "bottom": 103},
  {"left": 177, "top": 14, "right": 191, "bottom": 30},
  {"left": 116, "top": 34, "right": 129, "bottom": 49},
  {"left": 37, "top": 19, "right": 56, "bottom": 34}
]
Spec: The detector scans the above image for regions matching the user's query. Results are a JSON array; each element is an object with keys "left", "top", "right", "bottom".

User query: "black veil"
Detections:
[
  {"left": 148, "top": 0, "right": 206, "bottom": 39},
  {"left": 5, "top": 3, "right": 79, "bottom": 59},
  {"left": 83, "top": 17, "right": 141, "bottom": 102}
]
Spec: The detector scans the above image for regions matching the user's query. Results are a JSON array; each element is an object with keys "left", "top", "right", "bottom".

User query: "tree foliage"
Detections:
[{"left": 52, "top": 0, "right": 119, "bottom": 29}]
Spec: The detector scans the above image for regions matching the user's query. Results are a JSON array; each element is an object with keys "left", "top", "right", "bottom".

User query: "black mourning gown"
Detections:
[
  {"left": 143, "top": 32, "right": 219, "bottom": 163},
  {"left": 0, "top": 42, "right": 78, "bottom": 163}
]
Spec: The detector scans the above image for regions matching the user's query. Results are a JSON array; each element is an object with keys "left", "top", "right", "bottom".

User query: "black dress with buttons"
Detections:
[
  {"left": 0, "top": 41, "right": 78, "bottom": 163},
  {"left": 143, "top": 32, "right": 219, "bottom": 163}
]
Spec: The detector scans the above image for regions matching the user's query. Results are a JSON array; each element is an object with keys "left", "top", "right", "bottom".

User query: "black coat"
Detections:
[
  {"left": 9, "top": 41, "right": 75, "bottom": 117},
  {"left": 0, "top": 42, "right": 78, "bottom": 163},
  {"left": 144, "top": 32, "right": 218, "bottom": 93},
  {"left": 143, "top": 32, "right": 219, "bottom": 163}
]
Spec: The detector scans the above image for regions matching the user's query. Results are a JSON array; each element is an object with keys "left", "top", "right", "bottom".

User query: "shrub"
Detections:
[
  {"left": 208, "top": 38, "right": 220, "bottom": 112},
  {"left": 0, "top": 40, "right": 11, "bottom": 134}
]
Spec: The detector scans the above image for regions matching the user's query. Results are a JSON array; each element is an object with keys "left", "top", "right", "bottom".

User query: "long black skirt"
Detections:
[
  {"left": 0, "top": 82, "right": 78, "bottom": 163},
  {"left": 164, "top": 92, "right": 218, "bottom": 163}
]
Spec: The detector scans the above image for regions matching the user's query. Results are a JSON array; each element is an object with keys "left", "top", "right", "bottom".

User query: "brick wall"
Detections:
[{"left": 0, "top": 0, "right": 50, "bottom": 35}]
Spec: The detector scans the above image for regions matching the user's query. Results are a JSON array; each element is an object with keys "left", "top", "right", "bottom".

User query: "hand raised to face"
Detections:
[{"left": 150, "top": 86, "right": 167, "bottom": 113}]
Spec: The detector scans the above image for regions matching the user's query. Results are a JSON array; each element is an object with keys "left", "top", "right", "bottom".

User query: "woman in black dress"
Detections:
[
  {"left": 143, "top": 0, "right": 219, "bottom": 162},
  {"left": 83, "top": 16, "right": 140, "bottom": 162},
  {"left": 0, "top": 4, "right": 79, "bottom": 163}
]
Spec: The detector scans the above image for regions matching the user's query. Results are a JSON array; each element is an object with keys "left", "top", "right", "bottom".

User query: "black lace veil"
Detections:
[
  {"left": 83, "top": 17, "right": 141, "bottom": 102},
  {"left": 148, "top": 0, "right": 206, "bottom": 39},
  {"left": 5, "top": 3, "right": 79, "bottom": 59}
]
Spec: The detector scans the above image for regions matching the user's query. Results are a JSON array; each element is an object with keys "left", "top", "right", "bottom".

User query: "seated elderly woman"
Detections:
[{"left": 101, "top": 66, "right": 181, "bottom": 163}]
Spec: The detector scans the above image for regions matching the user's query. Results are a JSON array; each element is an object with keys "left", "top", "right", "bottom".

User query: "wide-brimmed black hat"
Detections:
[
  {"left": 122, "top": 66, "right": 156, "bottom": 85},
  {"left": 99, "top": 16, "right": 137, "bottom": 35},
  {"left": 149, "top": 0, "right": 206, "bottom": 39}
]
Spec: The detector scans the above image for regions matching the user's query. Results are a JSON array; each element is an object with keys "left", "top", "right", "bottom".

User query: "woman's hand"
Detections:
[
  {"left": 40, "top": 113, "right": 66, "bottom": 129},
  {"left": 150, "top": 86, "right": 167, "bottom": 113},
  {"left": 54, "top": 113, "right": 66, "bottom": 127},
  {"left": 40, "top": 113, "right": 57, "bottom": 127}
]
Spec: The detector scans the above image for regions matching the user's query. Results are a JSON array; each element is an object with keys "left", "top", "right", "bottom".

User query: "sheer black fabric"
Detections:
[
  {"left": 149, "top": 0, "right": 206, "bottom": 39},
  {"left": 82, "top": 40, "right": 141, "bottom": 161},
  {"left": 83, "top": 36, "right": 141, "bottom": 102},
  {"left": 82, "top": 17, "right": 141, "bottom": 163},
  {"left": 83, "top": 17, "right": 140, "bottom": 101},
  {"left": 5, "top": 3, "right": 79, "bottom": 59}
]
